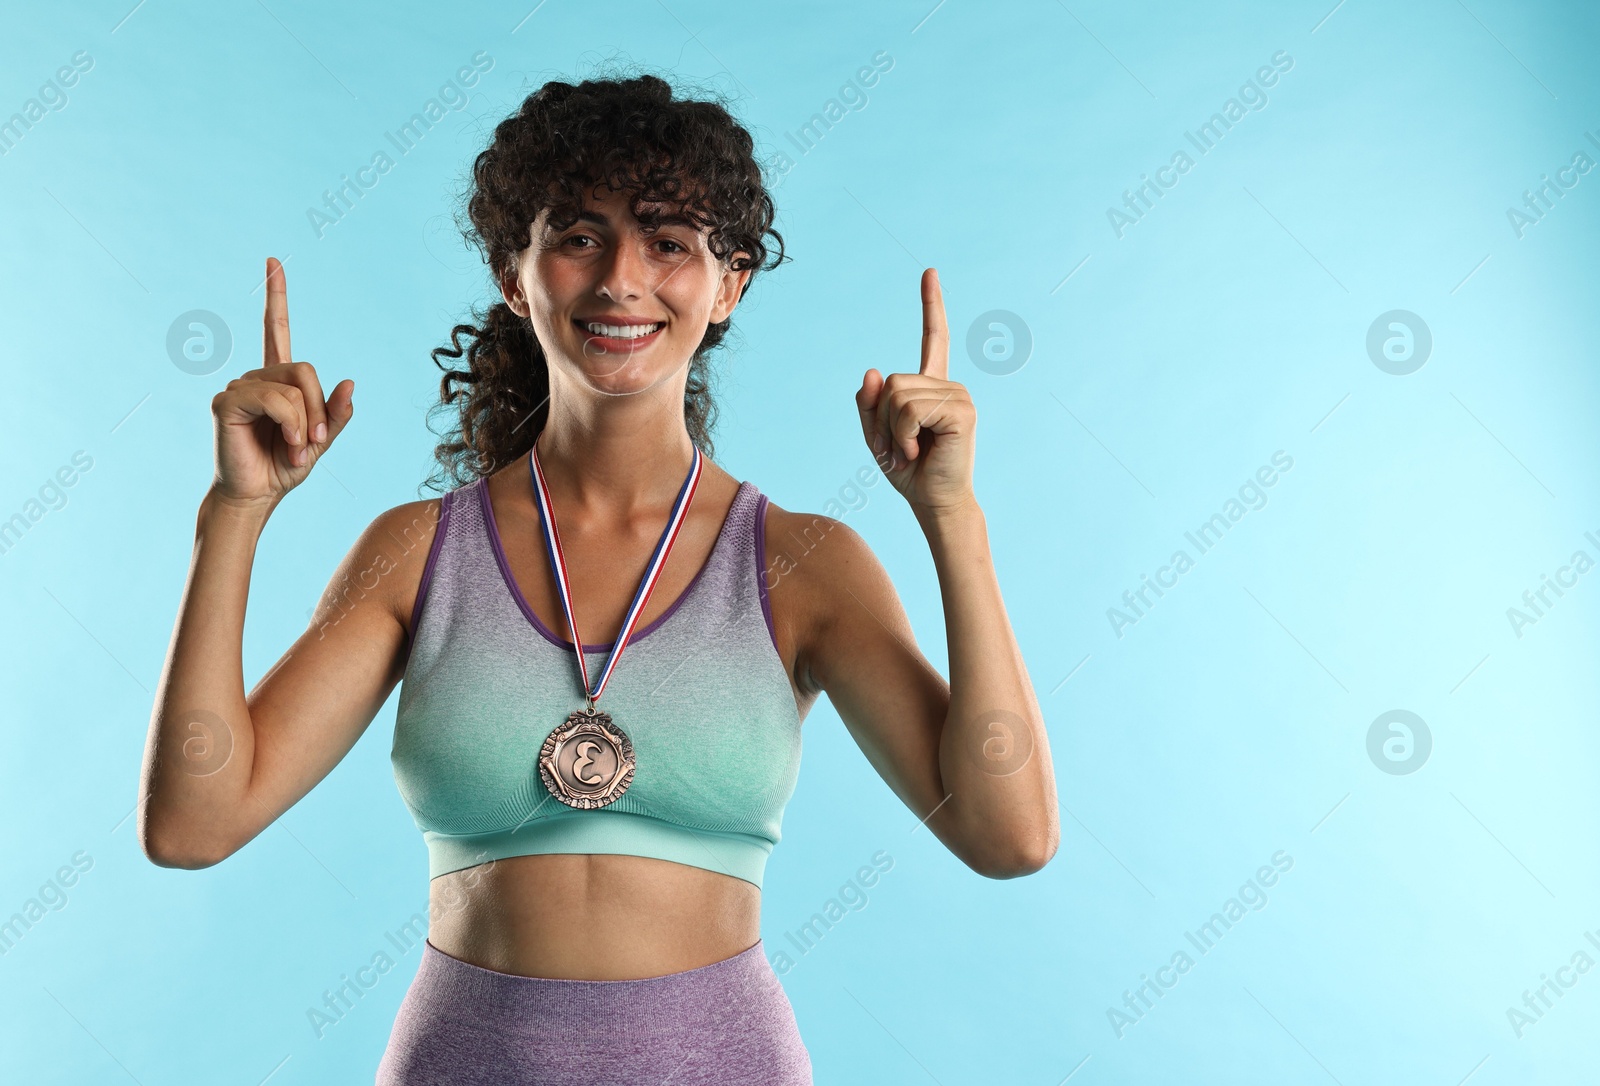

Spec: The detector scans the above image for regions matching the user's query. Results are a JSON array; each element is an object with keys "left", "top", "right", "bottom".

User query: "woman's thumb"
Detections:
[{"left": 324, "top": 379, "right": 356, "bottom": 443}]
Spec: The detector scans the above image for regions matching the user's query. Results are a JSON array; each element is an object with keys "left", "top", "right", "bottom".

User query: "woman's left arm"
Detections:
[{"left": 797, "top": 268, "right": 1059, "bottom": 879}]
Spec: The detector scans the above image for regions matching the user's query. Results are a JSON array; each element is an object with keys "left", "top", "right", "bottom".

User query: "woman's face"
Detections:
[{"left": 503, "top": 183, "right": 750, "bottom": 398}]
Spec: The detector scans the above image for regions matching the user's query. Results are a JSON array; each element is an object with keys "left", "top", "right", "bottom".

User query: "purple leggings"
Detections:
[{"left": 376, "top": 938, "right": 812, "bottom": 1085}]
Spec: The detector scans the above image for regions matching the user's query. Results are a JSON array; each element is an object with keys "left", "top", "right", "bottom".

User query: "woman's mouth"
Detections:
[{"left": 573, "top": 318, "right": 666, "bottom": 351}]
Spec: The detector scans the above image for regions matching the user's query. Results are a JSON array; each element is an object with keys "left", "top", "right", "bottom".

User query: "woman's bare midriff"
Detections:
[{"left": 426, "top": 852, "right": 763, "bottom": 980}]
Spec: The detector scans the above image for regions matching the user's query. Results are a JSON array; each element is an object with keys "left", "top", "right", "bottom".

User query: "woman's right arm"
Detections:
[{"left": 138, "top": 257, "right": 434, "bottom": 868}]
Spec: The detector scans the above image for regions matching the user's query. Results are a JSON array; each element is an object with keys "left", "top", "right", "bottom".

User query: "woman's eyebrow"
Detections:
[{"left": 569, "top": 209, "right": 699, "bottom": 228}]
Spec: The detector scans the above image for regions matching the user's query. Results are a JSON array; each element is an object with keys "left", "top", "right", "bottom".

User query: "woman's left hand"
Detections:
[{"left": 856, "top": 268, "right": 977, "bottom": 517}]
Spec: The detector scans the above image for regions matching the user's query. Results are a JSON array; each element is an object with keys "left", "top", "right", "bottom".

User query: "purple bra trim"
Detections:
[
  {"left": 478, "top": 475, "right": 749, "bottom": 654},
  {"left": 755, "top": 494, "right": 779, "bottom": 651},
  {"left": 405, "top": 492, "right": 453, "bottom": 654}
]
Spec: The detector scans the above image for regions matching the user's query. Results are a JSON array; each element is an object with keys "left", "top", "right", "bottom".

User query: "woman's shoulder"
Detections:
[
  {"left": 757, "top": 492, "right": 892, "bottom": 612},
  {"left": 756, "top": 489, "right": 908, "bottom": 701},
  {"left": 327, "top": 489, "right": 455, "bottom": 639},
  {"left": 373, "top": 494, "right": 451, "bottom": 562}
]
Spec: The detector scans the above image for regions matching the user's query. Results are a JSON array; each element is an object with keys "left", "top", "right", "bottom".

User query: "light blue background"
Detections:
[{"left": 2, "top": 1, "right": 1597, "bottom": 1082}]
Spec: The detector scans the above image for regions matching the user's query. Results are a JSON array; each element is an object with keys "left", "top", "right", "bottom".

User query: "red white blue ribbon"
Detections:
[{"left": 527, "top": 438, "right": 703, "bottom": 706}]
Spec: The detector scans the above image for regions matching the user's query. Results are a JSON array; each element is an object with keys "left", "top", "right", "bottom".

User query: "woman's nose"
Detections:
[{"left": 596, "top": 237, "right": 650, "bottom": 301}]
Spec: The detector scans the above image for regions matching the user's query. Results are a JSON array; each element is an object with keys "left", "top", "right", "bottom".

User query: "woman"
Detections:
[{"left": 138, "top": 74, "right": 1058, "bottom": 1083}]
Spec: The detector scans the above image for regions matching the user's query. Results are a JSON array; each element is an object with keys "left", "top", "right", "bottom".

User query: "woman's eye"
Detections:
[{"left": 561, "top": 234, "right": 687, "bottom": 254}]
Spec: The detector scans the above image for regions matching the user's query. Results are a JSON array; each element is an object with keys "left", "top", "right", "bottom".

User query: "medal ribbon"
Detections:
[{"left": 527, "top": 438, "right": 703, "bottom": 707}]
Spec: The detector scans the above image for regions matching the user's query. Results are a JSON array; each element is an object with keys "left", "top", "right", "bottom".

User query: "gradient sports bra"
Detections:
[{"left": 391, "top": 473, "right": 803, "bottom": 889}]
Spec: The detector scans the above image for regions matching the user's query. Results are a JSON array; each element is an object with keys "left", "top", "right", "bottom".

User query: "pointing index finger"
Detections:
[
  {"left": 264, "top": 256, "right": 291, "bottom": 367},
  {"left": 919, "top": 267, "right": 948, "bottom": 380}
]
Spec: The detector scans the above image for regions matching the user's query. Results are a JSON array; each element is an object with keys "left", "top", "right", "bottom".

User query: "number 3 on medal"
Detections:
[{"left": 573, "top": 739, "right": 603, "bottom": 786}]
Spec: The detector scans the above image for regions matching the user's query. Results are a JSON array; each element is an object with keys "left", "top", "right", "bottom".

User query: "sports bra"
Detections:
[{"left": 390, "top": 471, "right": 803, "bottom": 889}]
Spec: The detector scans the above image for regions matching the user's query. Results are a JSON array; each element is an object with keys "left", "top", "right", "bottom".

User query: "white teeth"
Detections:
[{"left": 585, "top": 321, "right": 662, "bottom": 339}]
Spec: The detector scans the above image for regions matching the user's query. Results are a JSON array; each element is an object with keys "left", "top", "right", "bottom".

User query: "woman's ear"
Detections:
[
  {"left": 710, "top": 257, "right": 753, "bottom": 324},
  {"left": 498, "top": 262, "right": 529, "bottom": 319}
]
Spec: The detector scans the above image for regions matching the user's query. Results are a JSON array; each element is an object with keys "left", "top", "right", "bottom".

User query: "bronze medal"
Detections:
[{"left": 538, "top": 706, "right": 636, "bottom": 809}]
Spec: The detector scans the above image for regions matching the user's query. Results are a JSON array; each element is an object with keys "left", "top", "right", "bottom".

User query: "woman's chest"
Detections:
[{"left": 393, "top": 621, "right": 802, "bottom": 835}]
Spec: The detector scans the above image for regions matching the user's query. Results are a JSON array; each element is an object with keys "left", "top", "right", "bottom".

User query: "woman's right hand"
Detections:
[{"left": 208, "top": 257, "right": 355, "bottom": 508}]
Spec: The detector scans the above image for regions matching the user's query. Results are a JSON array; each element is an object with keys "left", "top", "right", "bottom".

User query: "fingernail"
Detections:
[
  {"left": 314, "top": 422, "right": 327, "bottom": 443},
  {"left": 873, "top": 434, "right": 887, "bottom": 456}
]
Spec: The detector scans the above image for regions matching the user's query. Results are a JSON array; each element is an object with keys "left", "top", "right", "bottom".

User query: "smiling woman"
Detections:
[
  {"left": 139, "top": 66, "right": 1057, "bottom": 1086},
  {"left": 422, "top": 74, "right": 780, "bottom": 483}
]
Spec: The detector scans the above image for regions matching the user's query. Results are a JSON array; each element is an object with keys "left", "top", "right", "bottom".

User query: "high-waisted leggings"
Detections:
[{"left": 375, "top": 938, "right": 812, "bottom": 1085}]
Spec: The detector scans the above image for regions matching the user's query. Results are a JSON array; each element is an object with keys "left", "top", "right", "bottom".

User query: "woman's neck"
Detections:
[{"left": 533, "top": 387, "right": 697, "bottom": 516}]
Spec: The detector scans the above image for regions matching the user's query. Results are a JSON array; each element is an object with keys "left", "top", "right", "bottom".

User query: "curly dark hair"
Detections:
[{"left": 422, "top": 69, "right": 787, "bottom": 494}]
